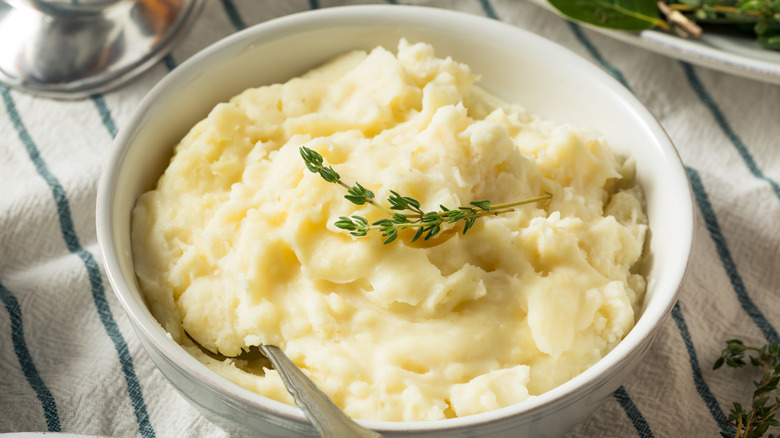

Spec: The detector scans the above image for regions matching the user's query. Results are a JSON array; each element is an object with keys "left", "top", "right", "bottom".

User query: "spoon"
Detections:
[
  {"left": 187, "top": 334, "right": 381, "bottom": 438},
  {"left": 259, "top": 344, "right": 382, "bottom": 438}
]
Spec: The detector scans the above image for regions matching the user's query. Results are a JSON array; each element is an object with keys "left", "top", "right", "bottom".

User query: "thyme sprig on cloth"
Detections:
[
  {"left": 714, "top": 339, "right": 780, "bottom": 438},
  {"left": 299, "top": 146, "right": 552, "bottom": 244}
]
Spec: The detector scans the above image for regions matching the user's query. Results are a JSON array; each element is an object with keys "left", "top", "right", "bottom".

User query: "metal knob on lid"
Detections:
[{"left": 0, "top": 0, "right": 203, "bottom": 99}]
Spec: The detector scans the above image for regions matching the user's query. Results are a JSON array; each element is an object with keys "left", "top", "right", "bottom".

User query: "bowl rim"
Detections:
[{"left": 96, "top": 3, "right": 695, "bottom": 433}]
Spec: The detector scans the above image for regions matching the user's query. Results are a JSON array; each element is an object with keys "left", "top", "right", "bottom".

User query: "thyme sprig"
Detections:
[
  {"left": 300, "top": 146, "right": 552, "bottom": 244},
  {"left": 714, "top": 339, "right": 780, "bottom": 438}
]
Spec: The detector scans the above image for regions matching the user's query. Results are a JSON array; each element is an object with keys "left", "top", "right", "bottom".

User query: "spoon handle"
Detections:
[{"left": 260, "top": 345, "right": 383, "bottom": 438}]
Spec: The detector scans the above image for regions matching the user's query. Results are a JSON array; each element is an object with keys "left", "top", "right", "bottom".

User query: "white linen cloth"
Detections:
[{"left": 1, "top": 1, "right": 779, "bottom": 437}]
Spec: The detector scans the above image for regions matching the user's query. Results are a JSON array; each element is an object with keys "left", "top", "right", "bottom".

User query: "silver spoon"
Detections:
[
  {"left": 259, "top": 344, "right": 382, "bottom": 438},
  {"left": 187, "top": 333, "right": 381, "bottom": 438}
]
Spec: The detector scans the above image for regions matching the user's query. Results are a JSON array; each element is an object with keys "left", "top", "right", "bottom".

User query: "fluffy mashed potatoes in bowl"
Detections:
[
  {"left": 132, "top": 39, "right": 647, "bottom": 422},
  {"left": 97, "top": 5, "right": 692, "bottom": 437}
]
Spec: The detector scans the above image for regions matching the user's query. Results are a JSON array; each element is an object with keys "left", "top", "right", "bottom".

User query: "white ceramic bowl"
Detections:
[{"left": 96, "top": 5, "right": 693, "bottom": 437}]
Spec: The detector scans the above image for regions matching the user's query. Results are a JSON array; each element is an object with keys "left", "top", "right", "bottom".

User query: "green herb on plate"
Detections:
[{"left": 546, "top": 0, "right": 780, "bottom": 50}]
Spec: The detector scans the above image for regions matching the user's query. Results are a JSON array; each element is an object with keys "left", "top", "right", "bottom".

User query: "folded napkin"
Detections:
[{"left": 2, "top": 1, "right": 779, "bottom": 437}]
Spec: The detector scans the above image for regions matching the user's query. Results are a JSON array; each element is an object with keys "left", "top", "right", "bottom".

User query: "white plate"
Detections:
[{"left": 531, "top": 0, "right": 780, "bottom": 85}]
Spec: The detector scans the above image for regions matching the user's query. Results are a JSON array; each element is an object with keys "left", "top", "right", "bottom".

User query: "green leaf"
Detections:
[
  {"left": 470, "top": 200, "right": 491, "bottom": 211},
  {"left": 388, "top": 190, "right": 411, "bottom": 210},
  {"left": 383, "top": 229, "right": 398, "bottom": 244},
  {"left": 410, "top": 226, "right": 425, "bottom": 243},
  {"left": 300, "top": 146, "right": 323, "bottom": 169},
  {"left": 344, "top": 195, "right": 365, "bottom": 205},
  {"left": 335, "top": 216, "right": 358, "bottom": 230},
  {"left": 424, "top": 223, "right": 441, "bottom": 240},
  {"left": 422, "top": 211, "right": 442, "bottom": 223},
  {"left": 758, "top": 34, "right": 780, "bottom": 50},
  {"left": 398, "top": 195, "right": 420, "bottom": 210},
  {"left": 345, "top": 182, "right": 374, "bottom": 205},
  {"left": 463, "top": 216, "right": 477, "bottom": 234},
  {"left": 739, "top": 0, "right": 767, "bottom": 13},
  {"left": 318, "top": 167, "right": 340, "bottom": 183},
  {"left": 547, "top": 0, "right": 663, "bottom": 31},
  {"left": 392, "top": 213, "right": 409, "bottom": 224}
]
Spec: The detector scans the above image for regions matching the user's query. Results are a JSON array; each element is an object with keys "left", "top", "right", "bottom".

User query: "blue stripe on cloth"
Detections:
[
  {"left": 671, "top": 303, "right": 733, "bottom": 435},
  {"left": 479, "top": 0, "right": 498, "bottom": 19},
  {"left": 0, "top": 84, "right": 156, "bottom": 438},
  {"left": 681, "top": 63, "right": 780, "bottom": 200},
  {"left": 163, "top": 53, "right": 178, "bottom": 72},
  {"left": 309, "top": 0, "right": 319, "bottom": 9},
  {"left": 0, "top": 281, "right": 61, "bottom": 432},
  {"left": 91, "top": 95, "right": 118, "bottom": 139},
  {"left": 91, "top": 53, "right": 176, "bottom": 138},
  {"left": 613, "top": 386, "right": 653, "bottom": 438},
  {"left": 91, "top": 52, "right": 176, "bottom": 137},
  {"left": 221, "top": 0, "right": 247, "bottom": 30},
  {"left": 566, "top": 22, "right": 631, "bottom": 90},
  {"left": 687, "top": 166, "right": 779, "bottom": 344}
]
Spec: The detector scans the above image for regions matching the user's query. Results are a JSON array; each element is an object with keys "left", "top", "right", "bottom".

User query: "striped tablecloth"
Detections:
[{"left": 2, "top": 1, "right": 779, "bottom": 437}]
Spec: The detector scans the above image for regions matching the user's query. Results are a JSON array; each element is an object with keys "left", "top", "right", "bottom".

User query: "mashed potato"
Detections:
[{"left": 131, "top": 39, "right": 647, "bottom": 422}]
